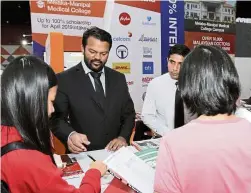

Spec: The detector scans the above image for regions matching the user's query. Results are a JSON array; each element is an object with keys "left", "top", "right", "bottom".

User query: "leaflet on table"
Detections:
[
  {"left": 131, "top": 138, "right": 161, "bottom": 151},
  {"left": 135, "top": 148, "right": 158, "bottom": 169},
  {"left": 53, "top": 154, "right": 84, "bottom": 178},
  {"left": 103, "top": 146, "right": 155, "bottom": 193},
  {"left": 64, "top": 152, "right": 115, "bottom": 190}
]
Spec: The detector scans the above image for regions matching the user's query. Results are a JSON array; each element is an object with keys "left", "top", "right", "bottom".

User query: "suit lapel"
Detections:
[{"left": 75, "top": 62, "right": 105, "bottom": 112}]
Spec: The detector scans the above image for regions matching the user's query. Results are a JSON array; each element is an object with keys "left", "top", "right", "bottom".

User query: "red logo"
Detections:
[
  {"left": 142, "top": 77, "right": 153, "bottom": 84},
  {"left": 127, "top": 81, "right": 134, "bottom": 86},
  {"left": 119, "top": 13, "right": 131, "bottom": 25}
]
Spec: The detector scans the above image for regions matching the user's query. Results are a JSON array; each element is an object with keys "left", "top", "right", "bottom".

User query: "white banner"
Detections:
[
  {"left": 104, "top": 1, "right": 162, "bottom": 113},
  {"left": 31, "top": 13, "right": 103, "bottom": 36}
]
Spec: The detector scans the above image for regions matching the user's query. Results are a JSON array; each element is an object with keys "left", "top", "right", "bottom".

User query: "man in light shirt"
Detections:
[{"left": 141, "top": 44, "right": 194, "bottom": 136}]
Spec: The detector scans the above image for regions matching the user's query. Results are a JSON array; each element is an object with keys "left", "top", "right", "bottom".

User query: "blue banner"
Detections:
[
  {"left": 33, "top": 41, "right": 45, "bottom": 59},
  {"left": 161, "top": 0, "right": 184, "bottom": 74}
]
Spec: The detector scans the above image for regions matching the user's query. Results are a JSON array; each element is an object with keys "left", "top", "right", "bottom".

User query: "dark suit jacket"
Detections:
[{"left": 52, "top": 62, "right": 135, "bottom": 151}]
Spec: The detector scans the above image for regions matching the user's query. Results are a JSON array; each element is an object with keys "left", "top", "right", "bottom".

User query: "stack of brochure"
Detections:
[
  {"left": 135, "top": 148, "right": 158, "bottom": 169},
  {"left": 103, "top": 146, "right": 155, "bottom": 193},
  {"left": 53, "top": 154, "right": 84, "bottom": 178},
  {"left": 131, "top": 138, "right": 161, "bottom": 151}
]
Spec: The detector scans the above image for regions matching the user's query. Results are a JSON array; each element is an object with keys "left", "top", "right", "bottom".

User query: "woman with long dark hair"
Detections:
[
  {"left": 154, "top": 45, "right": 251, "bottom": 193},
  {"left": 1, "top": 56, "right": 106, "bottom": 193}
]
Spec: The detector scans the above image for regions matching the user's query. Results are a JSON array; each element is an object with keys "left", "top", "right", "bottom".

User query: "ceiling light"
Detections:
[{"left": 21, "top": 40, "right": 28, "bottom": 46}]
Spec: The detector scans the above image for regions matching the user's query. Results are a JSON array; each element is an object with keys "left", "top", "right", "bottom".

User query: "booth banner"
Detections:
[
  {"left": 30, "top": 0, "right": 162, "bottom": 113},
  {"left": 184, "top": 0, "right": 236, "bottom": 54},
  {"left": 30, "top": 0, "right": 106, "bottom": 57},
  {"left": 236, "top": 20, "right": 251, "bottom": 57},
  {"left": 235, "top": 19, "right": 251, "bottom": 99},
  {"left": 160, "top": 0, "right": 184, "bottom": 74},
  {"left": 105, "top": 1, "right": 161, "bottom": 112},
  {"left": 185, "top": 31, "right": 235, "bottom": 54}
]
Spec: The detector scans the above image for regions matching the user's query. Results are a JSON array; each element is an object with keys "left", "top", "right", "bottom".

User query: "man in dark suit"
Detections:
[{"left": 53, "top": 27, "right": 135, "bottom": 153}]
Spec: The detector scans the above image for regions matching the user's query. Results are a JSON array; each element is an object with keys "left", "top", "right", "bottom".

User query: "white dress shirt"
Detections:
[
  {"left": 141, "top": 73, "right": 176, "bottom": 135},
  {"left": 141, "top": 73, "right": 196, "bottom": 136},
  {"left": 82, "top": 60, "right": 106, "bottom": 95}
]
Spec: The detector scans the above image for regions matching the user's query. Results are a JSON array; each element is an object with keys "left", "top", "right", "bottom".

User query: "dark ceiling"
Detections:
[{"left": 1, "top": 1, "right": 31, "bottom": 25}]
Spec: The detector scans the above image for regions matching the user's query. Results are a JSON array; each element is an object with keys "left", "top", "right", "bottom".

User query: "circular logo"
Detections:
[
  {"left": 119, "top": 12, "right": 131, "bottom": 25},
  {"left": 116, "top": 45, "right": 128, "bottom": 59},
  {"left": 36, "top": 0, "right": 45, "bottom": 8}
]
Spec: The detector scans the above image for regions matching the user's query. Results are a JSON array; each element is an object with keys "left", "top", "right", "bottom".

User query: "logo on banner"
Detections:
[
  {"left": 119, "top": 13, "right": 131, "bottom": 25},
  {"left": 142, "top": 16, "right": 156, "bottom": 26},
  {"left": 139, "top": 35, "right": 158, "bottom": 43},
  {"left": 112, "top": 63, "right": 130, "bottom": 74},
  {"left": 142, "top": 77, "right": 154, "bottom": 87},
  {"left": 113, "top": 32, "right": 132, "bottom": 42},
  {"left": 143, "top": 47, "right": 152, "bottom": 58},
  {"left": 127, "top": 81, "right": 134, "bottom": 86},
  {"left": 113, "top": 37, "right": 131, "bottom": 42},
  {"left": 143, "top": 62, "right": 154, "bottom": 74},
  {"left": 36, "top": 0, "right": 45, "bottom": 8},
  {"left": 116, "top": 45, "right": 128, "bottom": 59},
  {"left": 236, "top": 18, "right": 251, "bottom": 23}
]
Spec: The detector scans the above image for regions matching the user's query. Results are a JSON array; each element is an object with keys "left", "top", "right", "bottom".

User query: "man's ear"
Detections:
[{"left": 236, "top": 97, "right": 241, "bottom": 107}]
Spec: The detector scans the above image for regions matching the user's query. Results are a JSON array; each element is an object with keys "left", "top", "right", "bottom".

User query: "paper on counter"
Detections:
[{"left": 104, "top": 146, "right": 155, "bottom": 193}]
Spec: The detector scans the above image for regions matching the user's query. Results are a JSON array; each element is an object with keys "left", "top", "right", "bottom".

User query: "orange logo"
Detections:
[{"left": 112, "top": 63, "right": 130, "bottom": 74}]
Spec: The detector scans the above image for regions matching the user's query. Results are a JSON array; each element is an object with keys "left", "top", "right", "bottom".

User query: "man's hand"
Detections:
[
  {"left": 68, "top": 132, "right": 90, "bottom": 153},
  {"left": 106, "top": 136, "right": 127, "bottom": 151}
]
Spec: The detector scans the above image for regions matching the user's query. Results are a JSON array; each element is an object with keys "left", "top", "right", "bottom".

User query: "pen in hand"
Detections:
[
  {"left": 87, "top": 154, "right": 96, "bottom": 162},
  {"left": 87, "top": 154, "right": 122, "bottom": 180},
  {"left": 87, "top": 155, "right": 107, "bottom": 176}
]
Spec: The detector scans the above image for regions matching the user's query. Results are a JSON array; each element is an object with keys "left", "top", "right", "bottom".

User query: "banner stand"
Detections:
[{"left": 46, "top": 32, "right": 65, "bottom": 154}]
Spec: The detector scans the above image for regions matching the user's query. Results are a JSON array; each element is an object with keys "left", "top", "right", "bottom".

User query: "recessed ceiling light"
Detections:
[{"left": 21, "top": 40, "right": 28, "bottom": 46}]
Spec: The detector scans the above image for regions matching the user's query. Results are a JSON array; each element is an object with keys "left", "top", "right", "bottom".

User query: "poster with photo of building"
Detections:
[{"left": 184, "top": 0, "right": 236, "bottom": 55}]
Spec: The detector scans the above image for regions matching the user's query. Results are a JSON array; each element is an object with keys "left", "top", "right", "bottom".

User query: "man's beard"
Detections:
[{"left": 84, "top": 54, "right": 106, "bottom": 72}]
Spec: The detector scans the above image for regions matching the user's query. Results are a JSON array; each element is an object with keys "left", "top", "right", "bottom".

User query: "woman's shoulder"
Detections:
[
  {"left": 3, "top": 148, "right": 54, "bottom": 167},
  {"left": 2, "top": 149, "right": 57, "bottom": 178},
  {"left": 2, "top": 149, "right": 60, "bottom": 190}
]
